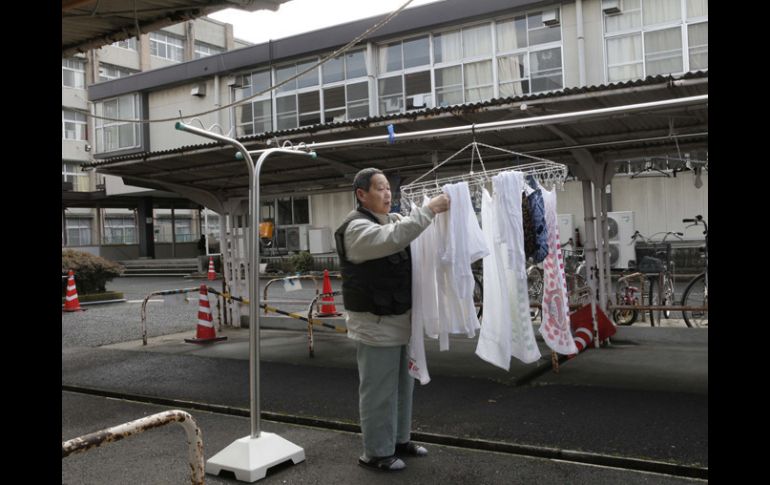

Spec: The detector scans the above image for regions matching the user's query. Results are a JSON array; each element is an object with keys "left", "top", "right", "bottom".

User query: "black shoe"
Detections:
[
  {"left": 358, "top": 455, "right": 406, "bottom": 471},
  {"left": 395, "top": 441, "right": 428, "bottom": 457}
]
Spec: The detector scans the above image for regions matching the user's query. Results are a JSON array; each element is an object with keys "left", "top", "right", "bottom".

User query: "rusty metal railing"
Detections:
[{"left": 62, "top": 410, "right": 204, "bottom": 485}]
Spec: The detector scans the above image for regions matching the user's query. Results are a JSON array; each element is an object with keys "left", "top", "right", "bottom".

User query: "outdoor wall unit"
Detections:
[
  {"left": 607, "top": 211, "right": 635, "bottom": 269},
  {"left": 602, "top": 0, "right": 622, "bottom": 14},
  {"left": 542, "top": 8, "right": 560, "bottom": 26},
  {"left": 285, "top": 225, "right": 309, "bottom": 252},
  {"left": 308, "top": 227, "right": 333, "bottom": 254}
]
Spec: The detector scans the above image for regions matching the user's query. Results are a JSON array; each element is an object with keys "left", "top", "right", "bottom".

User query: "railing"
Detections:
[{"left": 62, "top": 410, "right": 205, "bottom": 485}]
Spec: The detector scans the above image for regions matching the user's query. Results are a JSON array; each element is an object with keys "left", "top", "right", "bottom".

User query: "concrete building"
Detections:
[
  {"left": 62, "top": 16, "right": 251, "bottom": 260},
  {"left": 80, "top": 0, "right": 708, "bottom": 304}
]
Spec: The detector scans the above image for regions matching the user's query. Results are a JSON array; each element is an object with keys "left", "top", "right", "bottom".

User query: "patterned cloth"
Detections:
[{"left": 525, "top": 176, "right": 549, "bottom": 263}]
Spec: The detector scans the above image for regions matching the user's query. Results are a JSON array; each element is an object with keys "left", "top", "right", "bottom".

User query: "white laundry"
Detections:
[{"left": 538, "top": 185, "right": 578, "bottom": 355}]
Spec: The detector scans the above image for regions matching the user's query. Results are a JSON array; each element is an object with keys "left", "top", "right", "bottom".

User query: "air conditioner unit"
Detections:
[
  {"left": 602, "top": 0, "right": 622, "bottom": 14},
  {"left": 285, "top": 225, "right": 309, "bottom": 252},
  {"left": 190, "top": 83, "right": 206, "bottom": 97},
  {"left": 542, "top": 8, "right": 560, "bottom": 26},
  {"left": 607, "top": 211, "right": 635, "bottom": 269},
  {"left": 308, "top": 227, "right": 333, "bottom": 254},
  {"left": 557, "top": 213, "right": 574, "bottom": 248}
]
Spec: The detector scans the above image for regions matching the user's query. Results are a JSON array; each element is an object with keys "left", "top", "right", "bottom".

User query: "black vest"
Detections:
[{"left": 334, "top": 208, "right": 412, "bottom": 316}]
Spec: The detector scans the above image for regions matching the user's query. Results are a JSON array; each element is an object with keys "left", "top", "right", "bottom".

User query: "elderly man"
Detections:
[{"left": 334, "top": 168, "right": 449, "bottom": 471}]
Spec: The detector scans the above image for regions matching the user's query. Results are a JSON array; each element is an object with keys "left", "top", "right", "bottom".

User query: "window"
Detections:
[
  {"left": 435, "top": 65, "right": 463, "bottom": 106},
  {"left": 62, "top": 162, "right": 89, "bottom": 192},
  {"left": 274, "top": 59, "right": 321, "bottom": 130},
  {"left": 495, "top": 11, "right": 563, "bottom": 96},
  {"left": 62, "top": 58, "right": 85, "bottom": 88},
  {"left": 150, "top": 32, "right": 184, "bottom": 62},
  {"left": 273, "top": 197, "right": 309, "bottom": 226},
  {"left": 463, "top": 60, "right": 493, "bottom": 102},
  {"left": 62, "top": 110, "right": 87, "bottom": 141},
  {"left": 194, "top": 42, "right": 224, "bottom": 59},
  {"left": 603, "top": 0, "right": 707, "bottom": 82},
  {"left": 98, "top": 64, "right": 135, "bottom": 82},
  {"left": 112, "top": 37, "right": 137, "bottom": 50},
  {"left": 104, "top": 215, "right": 137, "bottom": 244},
  {"left": 153, "top": 214, "right": 196, "bottom": 243},
  {"left": 65, "top": 218, "right": 92, "bottom": 246},
  {"left": 94, "top": 94, "right": 140, "bottom": 153},
  {"left": 234, "top": 71, "right": 272, "bottom": 136}
]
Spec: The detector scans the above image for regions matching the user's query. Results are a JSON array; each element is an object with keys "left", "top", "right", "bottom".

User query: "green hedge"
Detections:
[{"left": 62, "top": 250, "right": 124, "bottom": 295}]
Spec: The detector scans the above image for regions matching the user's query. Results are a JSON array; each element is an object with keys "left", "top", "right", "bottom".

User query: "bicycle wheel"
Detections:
[
  {"left": 681, "top": 273, "right": 707, "bottom": 328},
  {"left": 527, "top": 266, "right": 543, "bottom": 321},
  {"left": 648, "top": 274, "right": 675, "bottom": 326},
  {"left": 612, "top": 280, "right": 638, "bottom": 325}
]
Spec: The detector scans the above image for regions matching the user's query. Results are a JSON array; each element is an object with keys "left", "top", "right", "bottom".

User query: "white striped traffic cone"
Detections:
[
  {"left": 207, "top": 256, "right": 216, "bottom": 281},
  {"left": 185, "top": 284, "right": 227, "bottom": 344},
  {"left": 63, "top": 270, "right": 85, "bottom": 312}
]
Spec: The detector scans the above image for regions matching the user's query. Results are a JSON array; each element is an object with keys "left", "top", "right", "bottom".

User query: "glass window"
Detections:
[
  {"left": 530, "top": 48, "right": 563, "bottom": 92},
  {"left": 62, "top": 162, "right": 89, "bottom": 191},
  {"left": 62, "top": 110, "right": 87, "bottom": 140},
  {"left": 433, "top": 30, "right": 461, "bottom": 63},
  {"left": 251, "top": 70, "right": 271, "bottom": 94},
  {"left": 65, "top": 218, "right": 92, "bottom": 246},
  {"left": 95, "top": 94, "right": 140, "bottom": 153},
  {"left": 297, "top": 60, "right": 319, "bottom": 88},
  {"left": 687, "top": 0, "right": 708, "bottom": 18},
  {"left": 497, "top": 16, "right": 528, "bottom": 52},
  {"left": 606, "top": 34, "right": 643, "bottom": 82},
  {"left": 150, "top": 32, "right": 184, "bottom": 62},
  {"left": 528, "top": 12, "right": 562, "bottom": 45},
  {"left": 462, "top": 24, "right": 492, "bottom": 58},
  {"left": 277, "top": 198, "right": 293, "bottom": 225},
  {"left": 237, "top": 102, "right": 254, "bottom": 136},
  {"left": 112, "top": 37, "right": 137, "bottom": 50},
  {"left": 323, "top": 86, "right": 346, "bottom": 123},
  {"left": 379, "top": 42, "right": 402, "bottom": 73},
  {"left": 276, "top": 96, "right": 297, "bottom": 130},
  {"left": 298, "top": 91, "right": 321, "bottom": 127},
  {"left": 346, "top": 50, "right": 367, "bottom": 78},
  {"left": 605, "top": 0, "right": 641, "bottom": 33},
  {"left": 688, "top": 22, "right": 708, "bottom": 70},
  {"left": 174, "top": 218, "right": 194, "bottom": 242},
  {"left": 643, "top": 0, "right": 681, "bottom": 26},
  {"left": 104, "top": 216, "right": 137, "bottom": 244},
  {"left": 253, "top": 99, "right": 272, "bottom": 134},
  {"left": 644, "top": 27, "right": 683, "bottom": 76},
  {"left": 62, "top": 58, "right": 85, "bottom": 88},
  {"left": 463, "top": 60, "right": 493, "bottom": 102},
  {"left": 346, "top": 82, "right": 369, "bottom": 119},
  {"left": 378, "top": 76, "right": 403, "bottom": 114},
  {"left": 99, "top": 64, "right": 135, "bottom": 82},
  {"left": 403, "top": 36, "right": 430, "bottom": 68},
  {"left": 323, "top": 56, "right": 345, "bottom": 83},
  {"left": 498, "top": 54, "right": 529, "bottom": 97},
  {"left": 194, "top": 42, "right": 224, "bottom": 59},
  {"left": 276, "top": 65, "right": 297, "bottom": 93},
  {"left": 435, "top": 65, "right": 463, "bottom": 106},
  {"left": 405, "top": 71, "right": 431, "bottom": 110},
  {"left": 293, "top": 198, "right": 309, "bottom": 224}
]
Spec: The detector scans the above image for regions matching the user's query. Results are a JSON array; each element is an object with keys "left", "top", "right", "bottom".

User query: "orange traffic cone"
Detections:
[
  {"left": 207, "top": 256, "right": 216, "bottom": 281},
  {"left": 185, "top": 284, "right": 227, "bottom": 344},
  {"left": 63, "top": 270, "right": 85, "bottom": 312},
  {"left": 316, "top": 269, "right": 342, "bottom": 317},
  {"left": 568, "top": 304, "right": 617, "bottom": 357}
]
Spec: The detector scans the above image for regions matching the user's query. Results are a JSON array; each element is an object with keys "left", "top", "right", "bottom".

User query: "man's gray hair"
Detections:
[{"left": 353, "top": 168, "right": 384, "bottom": 204}]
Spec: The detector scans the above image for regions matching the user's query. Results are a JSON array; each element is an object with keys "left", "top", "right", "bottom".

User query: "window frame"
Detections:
[
  {"left": 94, "top": 94, "right": 141, "bottom": 153},
  {"left": 150, "top": 31, "right": 185, "bottom": 62},
  {"left": 62, "top": 58, "right": 86, "bottom": 89}
]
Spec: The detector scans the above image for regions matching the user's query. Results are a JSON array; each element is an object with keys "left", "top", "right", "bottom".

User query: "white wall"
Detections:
[
  {"left": 148, "top": 83, "right": 221, "bottom": 151},
  {"left": 96, "top": 45, "right": 140, "bottom": 71},
  {"left": 310, "top": 191, "right": 356, "bottom": 250}
]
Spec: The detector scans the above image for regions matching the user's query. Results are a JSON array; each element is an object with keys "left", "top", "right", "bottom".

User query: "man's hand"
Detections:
[{"left": 427, "top": 193, "right": 450, "bottom": 214}]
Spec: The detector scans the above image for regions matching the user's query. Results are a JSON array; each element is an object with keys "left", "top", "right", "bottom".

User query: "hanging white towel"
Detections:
[
  {"left": 539, "top": 186, "right": 578, "bottom": 355},
  {"left": 408, "top": 196, "right": 437, "bottom": 385}
]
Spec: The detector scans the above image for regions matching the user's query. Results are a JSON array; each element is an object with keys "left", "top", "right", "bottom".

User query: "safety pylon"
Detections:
[
  {"left": 207, "top": 256, "right": 216, "bottom": 281},
  {"left": 185, "top": 284, "right": 227, "bottom": 344},
  {"left": 63, "top": 270, "right": 85, "bottom": 312},
  {"left": 568, "top": 304, "right": 617, "bottom": 357},
  {"left": 316, "top": 269, "right": 342, "bottom": 317}
]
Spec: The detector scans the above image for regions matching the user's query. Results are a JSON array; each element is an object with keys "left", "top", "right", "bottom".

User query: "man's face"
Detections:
[{"left": 357, "top": 173, "right": 391, "bottom": 214}]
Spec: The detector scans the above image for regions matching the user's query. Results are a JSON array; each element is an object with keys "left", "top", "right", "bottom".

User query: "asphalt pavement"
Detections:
[{"left": 61, "top": 275, "right": 708, "bottom": 484}]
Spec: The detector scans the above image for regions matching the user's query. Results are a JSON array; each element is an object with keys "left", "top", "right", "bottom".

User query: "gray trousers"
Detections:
[{"left": 356, "top": 342, "right": 414, "bottom": 459}]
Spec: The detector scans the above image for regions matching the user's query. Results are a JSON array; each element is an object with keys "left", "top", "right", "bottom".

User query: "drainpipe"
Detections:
[{"left": 576, "top": 0, "right": 586, "bottom": 87}]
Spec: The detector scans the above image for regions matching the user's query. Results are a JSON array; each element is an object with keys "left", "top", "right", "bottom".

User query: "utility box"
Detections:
[{"left": 308, "top": 227, "right": 333, "bottom": 254}]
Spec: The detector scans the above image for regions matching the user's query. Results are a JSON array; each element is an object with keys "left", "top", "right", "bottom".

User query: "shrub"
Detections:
[
  {"left": 62, "top": 249, "right": 124, "bottom": 295},
  {"left": 289, "top": 251, "right": 315, "bottom": 273}
]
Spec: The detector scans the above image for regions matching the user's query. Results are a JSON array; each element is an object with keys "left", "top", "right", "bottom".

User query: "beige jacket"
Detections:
[{"left": 343, "top": 204, "right": 436, "bottom": 346}]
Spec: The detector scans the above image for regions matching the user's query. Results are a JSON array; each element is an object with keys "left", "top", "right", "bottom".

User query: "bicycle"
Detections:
[
  {"left": 629, "top": 229, "right": 683, "bottom": 326},
  {"left": 613, "top": 271, "right": 645, "bottom": 325},
  {"left": 525, "top": 245, "right": 590, "bottom": 320},
  {"left": 681, "top": 215, "right": 708, "bottom": 328}
]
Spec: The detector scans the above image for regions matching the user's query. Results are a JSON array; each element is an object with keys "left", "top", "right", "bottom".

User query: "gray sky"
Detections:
[{"left": 208, "top": 0, "right": 444, "bottom": 45}]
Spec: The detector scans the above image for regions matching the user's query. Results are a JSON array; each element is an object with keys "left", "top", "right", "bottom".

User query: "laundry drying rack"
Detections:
[{"left": 400, "top": 142, "right": 568, "bottom": 207}]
